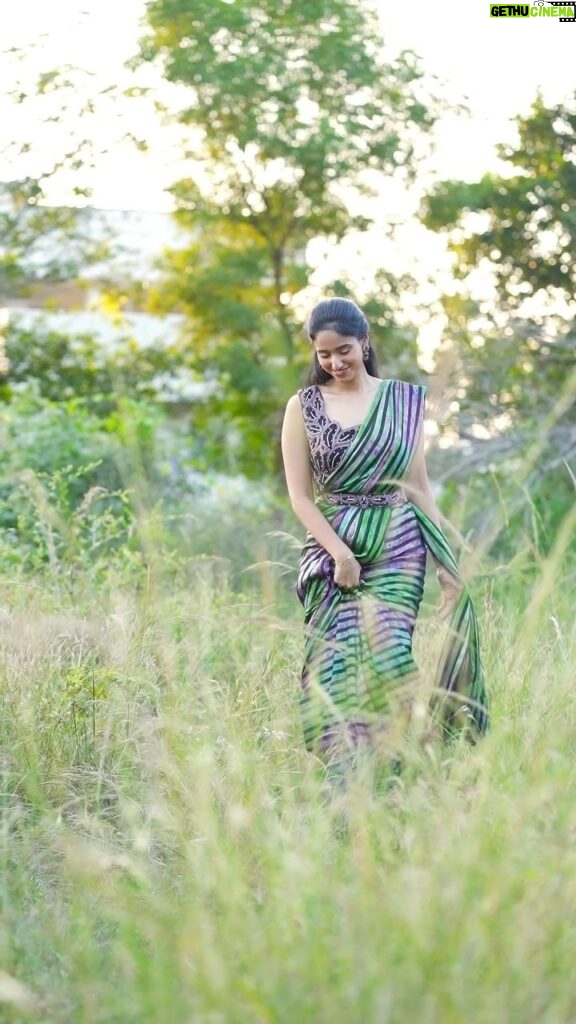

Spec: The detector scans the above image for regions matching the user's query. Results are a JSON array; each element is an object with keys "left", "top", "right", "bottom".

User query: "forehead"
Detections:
[{"left": 314, "top": 330, "right": 359, "bottom": 350}]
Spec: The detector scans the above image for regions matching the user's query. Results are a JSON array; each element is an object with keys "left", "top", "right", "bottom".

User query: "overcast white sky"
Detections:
[{"left": 383, "top": 0, "right": 576, "bottom": 177}]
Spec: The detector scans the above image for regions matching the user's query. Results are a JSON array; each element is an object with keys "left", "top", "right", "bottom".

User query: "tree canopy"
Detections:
[
  {"left": 425, "top": 94, "right": 576, "bottom": 313},
  {"left": 423, "top": 94, "right": 576, "bottom": 429},
  {"left": 138, "top": 0, "right": 436, "bottom": 473}
]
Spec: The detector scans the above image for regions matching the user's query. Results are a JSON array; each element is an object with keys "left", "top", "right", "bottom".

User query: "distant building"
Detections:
[
  {"left": 0, "top": 207, "right": 209, "bottom": 401},
  {"left": 4, "top": 206, "right": 187, "bottom": 312}
]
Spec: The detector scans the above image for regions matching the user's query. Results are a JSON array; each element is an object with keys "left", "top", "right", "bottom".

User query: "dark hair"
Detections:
[{"left": 303, "top": 297, "right": 379, "bottom": 386}]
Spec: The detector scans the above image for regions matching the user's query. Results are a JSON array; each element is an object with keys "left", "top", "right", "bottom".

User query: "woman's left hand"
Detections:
[{"left": 437, "top": 567, "right": 464, "bottom": 620}]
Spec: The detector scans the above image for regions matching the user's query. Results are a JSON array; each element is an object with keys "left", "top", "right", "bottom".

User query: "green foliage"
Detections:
[
  {"left": 420, "top": 94, "right": 576, "bottom": 543},
  {"left": 43, "top": 661, "right": 120, "bottom": 764},
  {"left": 0, "top": 393, "right": 163, "bottom": 575},
  {"left": 422, "top": 94, "right": 576, "bottom": 429},
  {"left": 0, "top": 393, "right": 124, "bottom": 493},
  {"left": 139, "top": 0, "right": 436, "bottom": 474},
  {"left": 141, "top": 0, "right": 432, "bottom": 172},
  {"left": 437, "top": 449, "right": 576, "bottom": 569},
  {"left": 430, "top": 299, "right": 576, "bottom": 428},
  {"left": 0, "top": 388, "right": 298, "bottom": 594},
  {"left": 424, "top": 94, "right": 576, "bottom": 309},
  {"left": 2, "top": 319, "right": 182, "bottom": 406}
]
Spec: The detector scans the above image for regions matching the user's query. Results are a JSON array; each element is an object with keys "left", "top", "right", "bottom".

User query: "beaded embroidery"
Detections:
[{"left": 298, "top": 385, "right": 359, "bottom": 487}]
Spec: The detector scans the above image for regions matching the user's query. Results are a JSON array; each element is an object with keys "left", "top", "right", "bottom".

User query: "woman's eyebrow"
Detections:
[{"left": 317, "top": 344, "right": 350, "bottom": 352}]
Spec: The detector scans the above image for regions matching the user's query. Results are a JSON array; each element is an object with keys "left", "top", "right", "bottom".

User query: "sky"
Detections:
[
  {"left": 1, "top": 0, "right": 575, "bottom": 353},
  {"left": 382, "top": 0, "right": 576, "bottom": 182}
]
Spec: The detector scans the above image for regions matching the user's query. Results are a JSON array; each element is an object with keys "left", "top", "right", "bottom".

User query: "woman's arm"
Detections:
[{"left": 281, "top": 395, "right": 361, "bottom": 589}]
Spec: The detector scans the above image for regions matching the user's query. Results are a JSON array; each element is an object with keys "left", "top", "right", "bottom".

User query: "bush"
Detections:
[
  {"left": 0, "top": 390, "right": 299, "bottom": 599},
  {"left": 0, "top": 392, "right": 161, "bottom": 575},
  {"left": 2, "top": 321, "right": 180, "bottom": 407}
]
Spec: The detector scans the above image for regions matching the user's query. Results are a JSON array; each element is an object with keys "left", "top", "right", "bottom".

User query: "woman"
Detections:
[{"left": 281, "top": 297, "right": 489, "bottom": 764}]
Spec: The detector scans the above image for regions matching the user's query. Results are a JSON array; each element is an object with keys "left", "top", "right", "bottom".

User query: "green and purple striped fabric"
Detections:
[{"left": 297, "top": 379, "right": 489, "bottom": 755}]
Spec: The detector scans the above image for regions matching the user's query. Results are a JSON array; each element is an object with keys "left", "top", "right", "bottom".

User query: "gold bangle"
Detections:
[{"left": 335, "top": 553, "right": 355, "bottom": 567}]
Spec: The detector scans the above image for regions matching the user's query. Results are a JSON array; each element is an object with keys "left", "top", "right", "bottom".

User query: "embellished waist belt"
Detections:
[{"left": 322, "top": 491, "right": 407, "bottom": 508}]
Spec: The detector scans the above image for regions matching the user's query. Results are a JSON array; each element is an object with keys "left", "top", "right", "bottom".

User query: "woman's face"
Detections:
[{"left": 314, "top": 330, "right": 364, "bottom": 382}]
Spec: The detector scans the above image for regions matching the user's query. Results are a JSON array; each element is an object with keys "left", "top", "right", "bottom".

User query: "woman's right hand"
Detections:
[{"left": 334, "top": 553, "right": 362, "bottom": 591}]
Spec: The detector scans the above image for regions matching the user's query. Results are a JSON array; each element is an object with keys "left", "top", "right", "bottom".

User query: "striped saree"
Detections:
[{"left": 297, "top": 379, "right": 489, "bottom": 756}]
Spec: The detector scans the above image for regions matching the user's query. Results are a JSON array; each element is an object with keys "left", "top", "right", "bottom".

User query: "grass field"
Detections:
[{"left": 1, "top": 542, "right": 575, "bottom": 1023}]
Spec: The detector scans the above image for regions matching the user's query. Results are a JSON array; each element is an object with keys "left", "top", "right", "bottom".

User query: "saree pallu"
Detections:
[{"left": 297, "top": 379, "right": 489, "bottom": 755}]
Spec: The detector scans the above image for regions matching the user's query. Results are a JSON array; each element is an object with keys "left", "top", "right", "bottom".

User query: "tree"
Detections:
[
  {"left": 422, "top": 94, "right": 576, "bottom": 425},
  {"left": 138, "top": 0, "right": 436, "bottom": 474},
  {"left": 421, "top": 95, "right": 576, "bottom": 560},
  {"left": 424, "top": 94, "right": 576, "bottom": 311}
]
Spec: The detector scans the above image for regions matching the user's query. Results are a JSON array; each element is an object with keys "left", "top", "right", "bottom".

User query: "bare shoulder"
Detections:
[
  {"left": 281, "top": 392, "right": 310, "bottom": 462},
  {"left": 284, "top": 392, "right": 303, "bottom": 412},
  {"left": 282, "top": 393, "right": 306, "bottom": 433}
]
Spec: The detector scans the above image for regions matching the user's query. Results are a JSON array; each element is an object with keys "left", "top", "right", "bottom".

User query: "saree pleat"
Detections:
[{"left": 297, "top": 380, "right": 489, "bottom": 754}]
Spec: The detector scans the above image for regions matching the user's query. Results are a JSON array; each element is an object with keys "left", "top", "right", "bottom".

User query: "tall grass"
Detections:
[{"left": 1, "top": 522, "right": 576, "bottom": 1022}]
